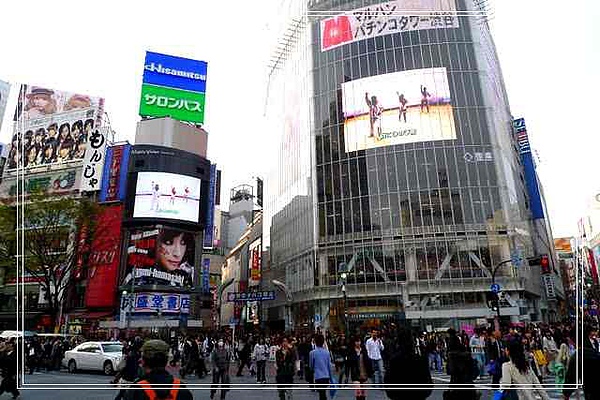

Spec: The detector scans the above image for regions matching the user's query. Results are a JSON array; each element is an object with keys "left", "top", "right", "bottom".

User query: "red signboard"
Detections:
[
  {"left": 84, "top": 204, "right": 123, "bottom": 308},
  {"left": 106, "top": 145, "right": 124, "bottom": 202}
]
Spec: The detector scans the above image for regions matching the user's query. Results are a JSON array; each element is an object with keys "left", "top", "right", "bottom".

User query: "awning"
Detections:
[{"left": 67, "top": 311, "right": 114, "bottom": 320}]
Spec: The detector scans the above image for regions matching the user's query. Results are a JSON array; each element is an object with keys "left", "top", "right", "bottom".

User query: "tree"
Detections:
[{"left": 0, "top": 193, "right": 102, "bottom": 330}]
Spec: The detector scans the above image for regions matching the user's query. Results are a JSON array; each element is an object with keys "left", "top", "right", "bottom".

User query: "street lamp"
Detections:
[
  {"left": 217, "top": 277, "right": 235, "bottom": 327},
  {"left": 340, "top": 273, "right": 348, "bottom": 337},
  {"left": 272, "top": 280, "right": 293, "bottom": 332},
  {"left": 122, "top": 290, "right": 131, "bottom": 333}
]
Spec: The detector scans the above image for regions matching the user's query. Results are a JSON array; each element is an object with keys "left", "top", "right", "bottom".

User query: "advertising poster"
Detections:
[
  {"left": 80, "top": 126, "right": 109, "bottom": 192},
  {"left": 203, "top": 164, "right": 216, "bottom": 248},
  {"left": 121, "top": 292, "right": 190, "bottom": 314},
  {"left": 342, "top": 67, "right": 456, "bottom": 152},
  {"left": 249, "top": 239, "right": 262, "bottom": 286},
  {"left": 85, "top": 204, "right": 124, "bottom": 308},
  {"left": 124, "top": 226, "right": 195, "bottom": 288},
  {"left": 0, "top": 80, "right": 10, "bottom": 132},
  {"left": 320, "top": 0, "right": 459, "bottom": 51},
  {"left": 99, "top": 143, "right": 131, "bottom": 202},
  {"left": 143, "top": 51, "right": 208, "bottom": 93},
  {"left": 139, "top": 84, "right": 205, "bottom": 124},
  {"left": 133, "top": 171, "right": 201, "bottom": 223},
  {"left": 6, "top": 84, "right": 104, "bottom": 173},
  {"left": 0, "top": 169, "right": 80, "bottom": 202}
]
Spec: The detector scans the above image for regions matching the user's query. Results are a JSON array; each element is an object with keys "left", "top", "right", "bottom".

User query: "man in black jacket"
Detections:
[
  {"left": 0, "top": 339, "right": 19, "bottom": 399},
  {"left": 384, "top": 328, "right": 432, "bottom": 400},
  {"left": 564, "top": 325, "right": 600, "bottom": 399},
  {"left": 125, "top": 340, "right": 193, "bottom": 400}
]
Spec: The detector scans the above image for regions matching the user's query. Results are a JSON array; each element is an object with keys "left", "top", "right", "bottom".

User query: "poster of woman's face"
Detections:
[{"left": 157, "top": 228, "right": 195, "bottom": 274}]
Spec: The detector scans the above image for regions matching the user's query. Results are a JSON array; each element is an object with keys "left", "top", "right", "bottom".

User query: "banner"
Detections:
[
  {"left": 542, "top": 275, "right": 556, "bottom": 299},
  {"left": 139, "top": 84, "right": 205, "bottom": 124},
  {"left": 203, "top": 164, "right": 216, "bottom": 248},
  {"left": 0, "top": 169, "right": 80, "bottom": 201},
  {"left": 133, "top": 171, "right": 201, "bottom": 223},
  {"left": 0, "top": 80, "right": 10, "bottom": 133},
  {"left": 249, "top": 239, "right": 261, "bottom": 286},
  {"left": 202, "top": 258, "right": 210, "bottom": 293},
  {"left": 320, "top": 0, "right": 459, "bottom": 51},
  {"left": 227, "top": 291, "right": 275, "bottom": 302},
  {"left": 123, "top": 226, "right": 195, "bottom": 288},
  {"left": 100, "top": 143, "right": 131, "bottom": 202},
  {"left": 7, "top": 84, "right": 104, "bottom": 173},
  {"left": 80, "top": 126, "right": 109, "bottom": 192},
  {"left": 342, "top": 67, "right": 456, "bottom": 152},
  {"left": 121, "top": 292, "right": 190, "bottom": 314},
  {"left": 85, "top": 205, "right": 124, "bottom": 308},
  {"left": 143, "top": 51, "right": 207, "bottom": 94}
]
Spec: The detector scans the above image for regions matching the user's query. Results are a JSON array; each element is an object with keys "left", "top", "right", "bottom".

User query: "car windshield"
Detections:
[{"left": 101, "top": 343, "right": 123, "bottom": 353}]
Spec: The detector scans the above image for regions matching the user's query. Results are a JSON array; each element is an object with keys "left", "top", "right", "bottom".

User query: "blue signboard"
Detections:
[
  {"left": 202, "top": 258, "right": 210, "bottom": 294},
  {"left": 99, "top": 144, "right": 131, "bottom": 203},
  {"left": 203, "top": 164, "right": 217, "bottom": 248},
  {"left": 143, "top": 51, "right": 207, "bottom": 94},
  {"left": 490, "top": 283, "right": 501, "bottom": 293},
  {"left": 227, "top": 291, "right": 276, "bottom": 302},
  {"left": 513, "top": 118, "right": 544, "bottom": 219}
]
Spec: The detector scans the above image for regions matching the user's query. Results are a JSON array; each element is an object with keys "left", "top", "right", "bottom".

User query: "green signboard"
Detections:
[{"left": 139, "top": 84, "right": 205, "bottom": 124}]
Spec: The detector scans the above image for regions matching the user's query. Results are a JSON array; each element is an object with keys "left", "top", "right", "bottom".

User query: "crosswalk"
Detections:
[{"left": 429, "top": 371, "right": 581, "bottom": 399}]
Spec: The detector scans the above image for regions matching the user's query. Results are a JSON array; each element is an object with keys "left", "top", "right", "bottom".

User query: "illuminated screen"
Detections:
[
  {"left": 133, "top": 171, "right": 201, "bottom": 223},
  {"left": 341, "top": 67, "right": 456, "bottom": 152}
]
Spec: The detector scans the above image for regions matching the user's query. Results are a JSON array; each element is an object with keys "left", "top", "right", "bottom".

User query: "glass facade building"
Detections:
[{"left": 264, "top": 0, "right": 555, "bottom": 331}]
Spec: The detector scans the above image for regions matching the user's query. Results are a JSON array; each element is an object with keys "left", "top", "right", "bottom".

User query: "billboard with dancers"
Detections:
[
  {"left": 133, "top": 171, "right": 201, "bottom": 223},
  {"left": 341, "top": 67, "right": 456, "bottom": 152}
]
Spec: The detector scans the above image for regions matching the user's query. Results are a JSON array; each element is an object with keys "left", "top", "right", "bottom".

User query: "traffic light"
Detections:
[
  {"left": 540, "top": 255, "right": 551, "bottom": 274},
  {"left": 486, "top": 291, "right": 499, "bottom": 312}
]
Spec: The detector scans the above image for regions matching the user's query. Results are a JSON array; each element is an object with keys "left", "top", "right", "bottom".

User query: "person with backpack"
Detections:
[
  {"left": 113, "top": 346, "right": 141, "bottom": 400},
  {"left": 124, "top": 339, "right": 193, "bottom": 400}
]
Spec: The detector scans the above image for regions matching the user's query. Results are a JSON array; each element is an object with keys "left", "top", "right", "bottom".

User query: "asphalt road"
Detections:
[{"left": 14, "top": 367, "right": 571, "bottom": 400}]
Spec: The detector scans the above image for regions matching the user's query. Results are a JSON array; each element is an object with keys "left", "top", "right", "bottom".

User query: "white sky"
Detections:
[{"left": 0, "top": 0, "right": 597, "bottom": 238}]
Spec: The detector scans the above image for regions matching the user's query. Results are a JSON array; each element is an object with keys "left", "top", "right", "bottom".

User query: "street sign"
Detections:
[
  {"left": 226, "top": 291, "right": 276, "bottom": 303},
  {"left": 314, "top": 314, "right": 322, "bottom": 323},
  {"left": 490, "top": 283, "right": 501, "bottom": 293}
]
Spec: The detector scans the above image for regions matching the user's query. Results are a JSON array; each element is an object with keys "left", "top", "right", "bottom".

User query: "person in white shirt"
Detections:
[
  {"left": 469, "top": 329, "right": 486, "bottom": 379},
  {"left": 365, "top": 330, "right": 385, "bottom": 384},
  {"left": 542, "top": 331, "right": 558, "bottom": 374}
]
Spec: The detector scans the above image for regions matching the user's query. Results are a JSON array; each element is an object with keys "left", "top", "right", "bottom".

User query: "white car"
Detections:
[{"left": 63, "top": 341, "right": 123, "bottom": 375}]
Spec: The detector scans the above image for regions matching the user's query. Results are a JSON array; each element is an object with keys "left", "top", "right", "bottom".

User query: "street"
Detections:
[{"left": 14, "top": 367, "right": 572, "bottom": 400}]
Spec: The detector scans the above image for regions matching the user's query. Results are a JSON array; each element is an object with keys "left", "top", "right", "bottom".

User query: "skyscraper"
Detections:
[{"left": 263, "top": 0, "right": 559, "bottom": 332}]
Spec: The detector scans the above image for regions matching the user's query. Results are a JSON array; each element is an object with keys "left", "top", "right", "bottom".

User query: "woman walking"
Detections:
[
  {"left": 348, "top": 336, "right": 369, "bottom": 400},
  {"left": 276, "top": 337, "right": 297, "bottom": 400},
  {"left": 499, "top": 340, "right": 550, "bottom": 400}
]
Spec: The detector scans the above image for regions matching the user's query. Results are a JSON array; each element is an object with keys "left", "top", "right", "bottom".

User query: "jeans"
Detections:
[
  {"left": 429, "top": 352, "right": 442, "bottom": 372},
  {"left": 256, "top": 360, "right": 266, "bottom": 382},
  {"left": 315, "top": 377, "right": 329, "bottom": 400},
  {"left": 472, "top": 353, "right": 485, "bottom": 377},
  {"left": 277, "top": 375, "right": 294, "bottom": 400},
  {"left": 371, "top": 358, "right": 384, "bottom": 385},
  {"left": 211, "top": 368, "right": 229, "bottom": 399}
]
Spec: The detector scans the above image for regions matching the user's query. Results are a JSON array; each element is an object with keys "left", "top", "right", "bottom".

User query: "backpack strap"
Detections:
[
  {"left": 169, "top": 378, "right": 181, "bottom": 399},
  {"left": 137, "top": 380, "right": 156, "bottom": 400}
]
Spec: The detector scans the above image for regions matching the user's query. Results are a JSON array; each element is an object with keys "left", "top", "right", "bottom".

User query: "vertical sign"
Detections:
[
  {"left": 202, "top": 258, "right": 210, "bottom": 294},
  {"left": 80, "top": 127, "right": 108, "bottom": 192},
  {"left": 203, "top": 164, "right": 217, "bottom": 248},
  {"left": 100, "top": 144, "right": 129, "bottom": 202},
  {"left": 513, "top": 118, "right": 544, "bottom": 219}
]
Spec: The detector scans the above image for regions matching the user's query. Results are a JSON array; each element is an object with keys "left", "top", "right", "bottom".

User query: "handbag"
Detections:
[{"left": 533, "top": 349, "right": 547, "bottom": 366}]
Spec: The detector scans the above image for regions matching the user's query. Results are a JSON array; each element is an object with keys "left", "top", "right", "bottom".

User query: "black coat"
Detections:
[
  {"left": 384, "top": 351, "right": 432, "bottom": 400},
  {"left": 564, "top": 344, "right": 600, "bottom": 399}
]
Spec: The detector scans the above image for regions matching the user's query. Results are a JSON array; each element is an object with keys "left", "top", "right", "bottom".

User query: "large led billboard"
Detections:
[
  {"left": 123, "top": 226, "right": 195, "bottom": 288},
  {"left": 133, "top": 171, "right": 201, "bottom": 223},
  {"left": 342, "top": 67, "right": 456, "bottom": 152},
  {"left": 320, "top": 0, "right": 459, "bottom": 51},
  {"left": 6, "top": 84, "right": 104, "bottom": 172}
]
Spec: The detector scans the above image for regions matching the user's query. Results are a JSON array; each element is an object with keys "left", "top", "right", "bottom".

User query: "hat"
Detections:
[
  {"left": 141, "top": 340, "right": 169, "bottom": 358},
  {"left": 27, "top": 87, "right": 54, "bottom": 98}
]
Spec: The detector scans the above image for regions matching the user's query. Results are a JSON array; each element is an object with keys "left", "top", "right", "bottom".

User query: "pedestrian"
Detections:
[
  {"left": 253, "top": 337, "right": 269, "bottom": 384},
  {"left": 365, "top": 330, "right": 385, "bottom": 385},
  {"left": 236, "top": 337, "right": 252, "bottom": 377},
  {"left": 498, "top": 340, "right": 550, "bottom": 400},
  {"left": 112, "top": 346, "right": 141, "bottom": 400},
  {"left": 309, "top": 334, "right": 332, "bottom": 400},
  {"left": 210, "top": 338, "right": 231, "bottom": 400},
  {"left": 443, "top": 328, "right": 479, "bottom": 400},
  {"left": 384, "top": 328, "right": 432, "bottom": 400},
  {"left": 469, "top": 328, "right": 486, "bottom": 379},
  {"left": 123, "top": 339, "right": 193, "bottom": 400},
  {"left": 347, "top": 336, "right": 369, "bottom": 400},
  {"left": 564, "top": 324, "right": 600, "bottom": 399},
  {"left": 276, "top": 337, "right": 297, "bottom": 400},
  {"left": 553, "top": 343, "right": 570, "bottom": 389},
  {"left": 0, "top": 339, "right": 20, "bottom": 399}
]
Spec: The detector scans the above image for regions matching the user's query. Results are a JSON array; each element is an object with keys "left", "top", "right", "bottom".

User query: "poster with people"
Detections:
[
  {"left": 341, "top": 67, "right": 456, "bottom": 152},
  {"left": 6, "top": 84, "right": 104, "bottom": 172},
  {"left": 133, "top": 171, "right": 201, "bottom": 223},
  {"left": 123, "top": 226, "right": 195, "bottom": 288}
]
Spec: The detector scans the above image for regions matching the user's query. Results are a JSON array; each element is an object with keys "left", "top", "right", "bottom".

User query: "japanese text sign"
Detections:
[
  {"left": 321, "top": 0, "right": 459, "bottom": 51},
  {"left": 121, "top": 292, "right": 191, "bottom": 314},
  {"left": 139, "top": 84, "right": 205, "bottom": 124},
  {"left": 226, "top": 291, "right": 275, "bottom": 302},
  {"left": 80, "top": 126, "right": 108, "bottom": 192}
]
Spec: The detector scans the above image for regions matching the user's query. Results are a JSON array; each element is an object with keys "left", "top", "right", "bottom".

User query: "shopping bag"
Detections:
[{"left": 329, "top": 375, "right": 339, "bottom": 398}]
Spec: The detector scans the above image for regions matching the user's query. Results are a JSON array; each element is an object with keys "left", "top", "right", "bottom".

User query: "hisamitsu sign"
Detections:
[
  {"left": 143, "top": 51, "right": 207, "bottom": 93},
  {"left": 227, "top": 291, "right": 276, "bottom": 302}
]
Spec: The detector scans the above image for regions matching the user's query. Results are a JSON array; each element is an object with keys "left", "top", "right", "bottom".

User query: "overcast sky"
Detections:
[{"left": 0, "top": 0, "right": 597, "bottom": 238}]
